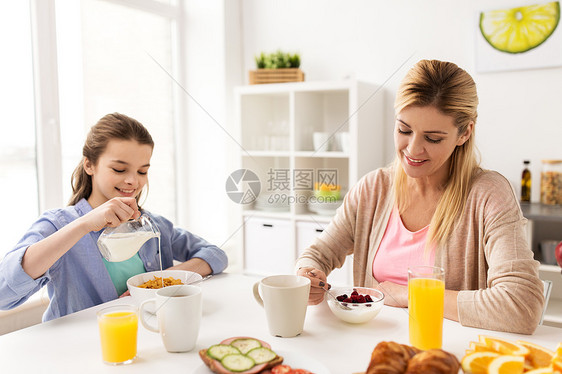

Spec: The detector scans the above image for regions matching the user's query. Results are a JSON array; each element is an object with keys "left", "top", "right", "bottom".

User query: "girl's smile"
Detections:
[{"left": 84, "top": 139, "right": 153, "bottom": 209}]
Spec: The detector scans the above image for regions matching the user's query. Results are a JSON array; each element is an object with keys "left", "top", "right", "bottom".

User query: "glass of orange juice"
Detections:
[
  {"left": 97, "top": 305, "right": 138, "bottom": 365},
  {"left": 408, "top": 266, "right": 445, "bottom": 350}
]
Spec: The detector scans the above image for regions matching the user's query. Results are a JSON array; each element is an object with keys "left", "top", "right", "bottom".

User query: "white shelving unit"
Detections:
[
  {"left": 235, "top": 80, "right": 384, "bottom": 285},
  {"left": 521, "top": 203, "right": 562, "bottom": 328}
]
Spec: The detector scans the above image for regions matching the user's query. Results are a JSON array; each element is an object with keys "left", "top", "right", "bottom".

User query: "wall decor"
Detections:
[{"left": 475, "top": 1, "right": 561, "bottom": 72}]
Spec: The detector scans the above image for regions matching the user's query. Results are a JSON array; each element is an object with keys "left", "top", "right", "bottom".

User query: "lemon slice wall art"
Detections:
[{"left": 475, "top": 1, "right": 562, "bottom": 72}]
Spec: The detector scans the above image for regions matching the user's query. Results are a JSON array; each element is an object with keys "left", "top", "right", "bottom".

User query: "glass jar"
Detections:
[{"left": 540, "top": 160, "right": 562, "bottom": 205}]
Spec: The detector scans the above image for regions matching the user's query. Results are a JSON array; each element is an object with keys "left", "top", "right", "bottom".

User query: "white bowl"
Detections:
[
  {"left": 308, "top": 199, "right": 343, "bottom": 215},
  {"left": 327, "top": 287, "right": 384, "bottom": 324},
  {"left": 127, "top": 270, "right": 202, "bottom": 313}
]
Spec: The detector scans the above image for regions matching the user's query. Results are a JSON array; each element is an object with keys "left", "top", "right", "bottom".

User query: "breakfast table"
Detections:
[{"left": 0, "top": 272, "right": 560, "bottom": 373}]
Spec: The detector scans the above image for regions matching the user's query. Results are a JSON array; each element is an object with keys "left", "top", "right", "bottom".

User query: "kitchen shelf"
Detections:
[
  {"left": 242, "top": 210, "right": 291, "bottom": 219},
  {"left": 521, "top": 202, "right": 562, "bottom": 327},
  {"left": 540, "top": 264, "right": 561, "bottom": 273},
  {"left": 293, "top": 214, "right": 333, "bottom": 223},
  {"left": 235, "top": 80, "right": 384, "bottom": 282},
  {"left": 520, "top": 203, "right": 562, "bottom": 222}
]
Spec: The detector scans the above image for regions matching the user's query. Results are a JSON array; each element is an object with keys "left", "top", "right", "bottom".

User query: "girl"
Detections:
[
  {"left": 296, "top": 60, "right": 544, "bottom": 334},
  {"left": 0, "top": 113, "right": 228, "bottom": 321}
]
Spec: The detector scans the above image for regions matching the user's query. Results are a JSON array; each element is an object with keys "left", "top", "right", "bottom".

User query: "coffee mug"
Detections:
[
  {"left": 253, "top": 275, "right": 310, "bottom": 337},
  {"left": 313, "top": 132, "right": 333, "bottom": 152},
  {"left": 139, "top": 285, "right": 202, "bottom": 352}
]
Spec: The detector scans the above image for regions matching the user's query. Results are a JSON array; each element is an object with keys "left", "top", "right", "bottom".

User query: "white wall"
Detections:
[{"left": 238, "top": 0, "right": 562, "bottom": 201}]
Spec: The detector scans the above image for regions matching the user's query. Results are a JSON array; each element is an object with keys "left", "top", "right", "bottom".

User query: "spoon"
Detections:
[
  {"left": 186, "top": 274, "right": 212, "bottom": 286},
  {"left": 322, "top": 287, "right": 352, "bottom": 310},
  {"left": 304, "top": 269, "right": 352, "bottom": 311}
]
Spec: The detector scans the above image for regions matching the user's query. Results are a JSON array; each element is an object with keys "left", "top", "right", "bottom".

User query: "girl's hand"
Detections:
[
  {"left": 376, "top": 281, "right": 408, "bottom": 307},
  {"left": 82, "top": 197, "right": 141, "bottom": 232},
  {"left": 297, "top": 267, "right": 329, "bottom": 305}
]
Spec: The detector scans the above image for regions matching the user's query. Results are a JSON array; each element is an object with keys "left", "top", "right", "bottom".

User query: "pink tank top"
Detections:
[{"left": 372, "top": 206, "right": 435, "bottom": 285}]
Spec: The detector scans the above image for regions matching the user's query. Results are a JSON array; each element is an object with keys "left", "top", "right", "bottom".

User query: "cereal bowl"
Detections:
[
  {"left": 127, "top": 270, "right": 202, "bottom": 313},
  {"left": 327, "top": 287, "right": 384, "bottom": 324}
]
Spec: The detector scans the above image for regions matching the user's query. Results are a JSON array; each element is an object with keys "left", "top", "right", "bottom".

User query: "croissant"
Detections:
[
  {"left": 405, "top": 349, "right": 460, "bottom": 374},
  {"left": 366, "top": 341, "right": 420, "bottom": 374},
  {"left": 365, "top": 342, "right": 460, "bottom": 374}
]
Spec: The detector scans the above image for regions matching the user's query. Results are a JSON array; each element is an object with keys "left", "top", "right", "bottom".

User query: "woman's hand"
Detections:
[
  {"left": 297, "top": 267, "right": 328, "bottom": 305},
  {"left": 376, "top": 281, "right": 408, "bottom": 308},
  {"left": 81, "top": 197, "right": 141, "bottom": 232}
]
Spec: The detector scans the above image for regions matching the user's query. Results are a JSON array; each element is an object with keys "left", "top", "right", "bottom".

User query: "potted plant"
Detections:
[{"left": 249, "top": 50, "right": 304, "bottom": 85}]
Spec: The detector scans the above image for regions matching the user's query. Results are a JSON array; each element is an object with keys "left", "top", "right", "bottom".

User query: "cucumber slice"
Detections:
[
  {"left": 221, "top": 354, "right": 255, "bottom": 372},
  {"left": 246, "top": 347, "right": 277, "bottom": 364},
  {"left": 207, "top": 344, "right": 241, "bottom": 360},
  {"left": 230, "top": 338, "right": 262, "bottom": 354}
]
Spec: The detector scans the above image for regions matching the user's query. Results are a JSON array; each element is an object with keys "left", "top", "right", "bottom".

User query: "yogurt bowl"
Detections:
[
  {"left": 327, "top": 287, "right": 384, "bottom": 324},
  {"left": 127, "top": 270, "right": 202, "bottom": 313}
]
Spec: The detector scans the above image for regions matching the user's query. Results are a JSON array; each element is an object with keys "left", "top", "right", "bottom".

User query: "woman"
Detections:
[
  {"left": 0, "top": 113, "right": 228, "bottom": 321},
  {"left": 296, "top": 60, "right": 544, "bottom": 334}
]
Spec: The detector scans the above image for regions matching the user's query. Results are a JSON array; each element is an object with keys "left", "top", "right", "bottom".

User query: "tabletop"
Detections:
[{"left": 0, "top": 272, "right": 560, "bottom": 373}]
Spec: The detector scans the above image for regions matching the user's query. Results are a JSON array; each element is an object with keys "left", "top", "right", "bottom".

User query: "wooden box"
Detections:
[{"left": 248, "top": 68, "right": 305, "bottom": 85}]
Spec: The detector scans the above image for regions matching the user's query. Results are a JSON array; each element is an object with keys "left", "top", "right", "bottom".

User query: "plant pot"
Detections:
[{"left": 248, "top": 68, "right": 305, "bottom": 85}]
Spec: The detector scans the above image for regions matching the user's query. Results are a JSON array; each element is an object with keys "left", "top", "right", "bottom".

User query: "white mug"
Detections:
[
  {"left": 313, "top": 132, "right": 333, "bottom": 152},
  {"left": 253, "top": 275, "right": 310, "bottom": 338},
  {"left": 139, "top": 285, "right": 202, "bottom": 352},
  {"left": 337, "top": 132, "right": 350, "bottom": 153}
]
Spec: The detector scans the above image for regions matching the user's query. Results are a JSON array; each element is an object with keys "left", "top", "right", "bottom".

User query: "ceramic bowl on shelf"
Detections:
[
  {"left": 307, "top": 199, "right": 343, "bottom": 215},
  {"left": 127, "top": 270, "right": 202, "bottom": 313},
  {"left": 327, "top": 287, "right": 384, "bottom": 324}
]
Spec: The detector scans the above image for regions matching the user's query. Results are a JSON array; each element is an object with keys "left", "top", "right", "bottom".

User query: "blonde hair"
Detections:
[
  {"left": 68, "top": 113, "right": 154, "bottom": 206},
  {"left": 393, "top": 60, "right": 480, "bottom": 249}
]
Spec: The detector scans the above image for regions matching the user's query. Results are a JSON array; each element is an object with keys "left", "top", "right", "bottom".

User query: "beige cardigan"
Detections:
[{"left": 296, "top": 167, "right": 545, "bottom": 334}]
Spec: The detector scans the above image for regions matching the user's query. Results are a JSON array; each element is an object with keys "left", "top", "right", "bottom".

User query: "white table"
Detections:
[{"left": 1, "top": 272, "right": 560, "bottom": 373}]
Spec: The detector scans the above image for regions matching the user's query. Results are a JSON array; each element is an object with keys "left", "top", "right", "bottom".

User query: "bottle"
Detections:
[{"left": 521, "top": 160, "right": 531, "bottom": 202}]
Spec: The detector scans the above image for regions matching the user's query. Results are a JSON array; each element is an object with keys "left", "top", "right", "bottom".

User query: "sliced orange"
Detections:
[
  {"left": 487, "top": 355, "right": 525, "bottom": 374},
  {"left": 479, "top": 335, "right": 530, "bottom": 356},
  {"left": 461, "top": 351, "right": 500, "bottom": 373},
  {"left": 516, "top": 340, "right": 554, "bottom": 368},
  {"left": 554, "top": 342, "right": 562, "bottom": 358},
  {"left": 525, "top": 368, "right": 554, "bottom": 374},
  {"left": 552, "top": 342, "right": 562, "bottom": 372},
  {"left": 553, "top": 358, "right": 562, "bottom": 373},
  {"left": 470, "top": 340, "right": 496, "bottom": 353}
]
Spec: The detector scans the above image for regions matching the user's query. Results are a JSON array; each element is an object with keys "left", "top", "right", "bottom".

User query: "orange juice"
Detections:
[
  {"left": 408, "top": 277, "right": 445, "bottom": 350},
  {"left": 98, "top": 307, "right": 138, "bottom": 364}
]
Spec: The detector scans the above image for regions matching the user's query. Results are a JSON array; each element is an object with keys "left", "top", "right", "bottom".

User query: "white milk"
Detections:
[{"left": 98, "top": 231, "right": 160, "bottom": 262}]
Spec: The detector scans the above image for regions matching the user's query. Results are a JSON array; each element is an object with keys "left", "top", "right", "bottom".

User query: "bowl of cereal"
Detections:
[
  {"left": 127, "top": 270, "right": 202, "bottom": 313},
  {"left": 327, "top": 287, "right": 384, "bottom": 324}
]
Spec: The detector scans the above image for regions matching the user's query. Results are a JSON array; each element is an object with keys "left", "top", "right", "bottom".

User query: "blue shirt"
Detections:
[{"left": 0, "top": 198, "right": 228, "bottom": 321}]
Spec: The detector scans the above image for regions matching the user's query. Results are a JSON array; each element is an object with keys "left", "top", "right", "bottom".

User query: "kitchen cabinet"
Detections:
[
  {"left": 521, "top": 203, "right": 562, "bottom": 328},
  {"left": 235, "top": 80, "right": 384, "bottom": 284},
  {"left": 244, "top": 217, "right": 292, "bottom": 275}
]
